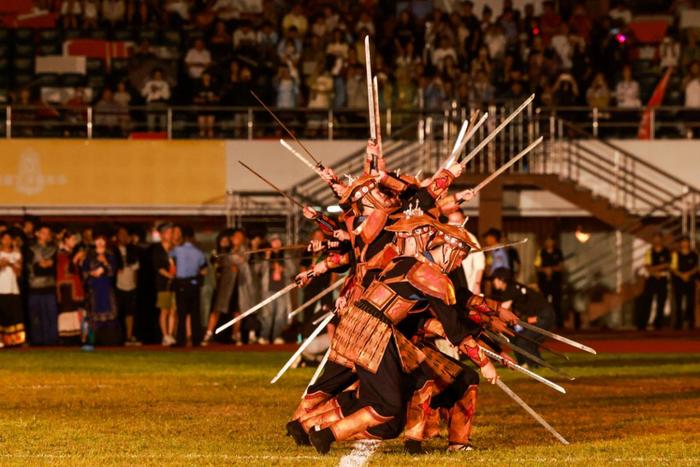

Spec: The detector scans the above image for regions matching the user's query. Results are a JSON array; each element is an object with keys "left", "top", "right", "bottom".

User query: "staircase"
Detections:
[{"left": 444, "top": 112, "right": 700, "bottom": 324}]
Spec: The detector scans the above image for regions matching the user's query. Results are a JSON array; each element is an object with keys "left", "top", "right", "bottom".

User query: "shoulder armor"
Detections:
[
  {"left": 365, "top": 243, "right": 399, "bottom": 271},
  {"left": 406, "top": 260, "right": 456, "bottom": 305}
]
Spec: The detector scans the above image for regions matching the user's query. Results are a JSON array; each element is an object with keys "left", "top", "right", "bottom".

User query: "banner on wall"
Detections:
[{"left": 0, "top": 140, "right": 227, "bottom": 209}]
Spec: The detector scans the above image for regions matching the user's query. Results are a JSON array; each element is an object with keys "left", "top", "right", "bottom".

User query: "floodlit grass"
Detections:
[{"left": 1, "top": 350, "right": 699, "bottom": 466}]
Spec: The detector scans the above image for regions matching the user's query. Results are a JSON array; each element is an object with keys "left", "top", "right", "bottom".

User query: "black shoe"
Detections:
[
  {"left": 309, "top": 427, "right": 334, "bottom": 454},
  {"left": 286, "top": 420, "right": 310, "bottom": 446},
  {"left": 404, "top": 439, "right": 425, "bottom": 455}
]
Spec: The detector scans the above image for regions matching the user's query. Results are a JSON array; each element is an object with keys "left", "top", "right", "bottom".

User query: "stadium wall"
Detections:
[{"left": 0, "top": 139, "right": 697, "bottom": 216}]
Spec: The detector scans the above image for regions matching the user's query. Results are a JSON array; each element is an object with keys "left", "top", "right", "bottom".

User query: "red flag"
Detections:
[{"left": 638, "top": 68, "right": 672, "bottom": 139}]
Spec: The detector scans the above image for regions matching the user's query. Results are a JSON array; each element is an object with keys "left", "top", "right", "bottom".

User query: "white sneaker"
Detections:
[
  {"left": 273, "top": 337, "right": 285, "bottom": 345},
  {"left": 257, "top": 337, "right": 270, "bottom": 345},
  {"left": 164, "top": 335, "right": 176, "bottom": 346},
  {"left": 161, "top": 336, "right": 170, "bottom": 346}
]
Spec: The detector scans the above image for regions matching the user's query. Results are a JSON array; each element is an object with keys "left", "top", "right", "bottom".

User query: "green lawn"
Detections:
[{"left": 1, "top": 350, "right": 699, "bottom": 466}]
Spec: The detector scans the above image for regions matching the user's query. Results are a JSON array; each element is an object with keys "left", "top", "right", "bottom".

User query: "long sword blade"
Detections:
[
  {"left": 512, "top": 330, "right": 571, "bottom": 360},
  {"left": 365, "top": 35, "right": 376, "bottom": 140},
  {"left": 484, "top": 330, "right": 575, "bottom": 381},
  {"left": 238, "top": 160, "right": 305, "bottom": 210},
  {"left": 312, "top": 311, "right": 333, "bottom": 326},
  {"left": 439, "top": 119, "right": 469, "bottom": 170},
  {"left": 271, "top": 313, "right": 335, "bottom": 384},
  {"left": 472, "top": 136, "right": 543, "bottom": 194},
  {"left": 472, "top": 238, "right": 528, "bottom": 254},
  {"left": 461, "top": 94, "right": 535, "bottom": 167},
  {"left": 373, "top": 75, "right": 382, "bottom": 149},
  {"left": 280, "top": 139, "right": 317, "bottom": 172},
  {"left": 496, "top": 379, "right": 570, "bottom": 445},
  {"left": 518, "top": 321, "right": 597, "bottom": 355},
  {"left": 216, "top": 283, "right": 297, "bottom": 334},
  {"left": 480, "top": 346, "right": 566, "bottom": 394},
  {"left": 288, "top": 277, "right": 345, "bottom": 319},
  {"left": 251, "top": 91, "right": 320, "bottom": 164},
  {"left": 302, "top": 348, "right": 331, "bottom": 398}
]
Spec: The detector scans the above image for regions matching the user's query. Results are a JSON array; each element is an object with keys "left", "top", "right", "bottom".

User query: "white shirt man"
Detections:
[
  {"left": 686, "top": 78, "right": 700, "bottom": 107},
  {"left": 185, "top": 45, "right": 211, "bottom": 79}
]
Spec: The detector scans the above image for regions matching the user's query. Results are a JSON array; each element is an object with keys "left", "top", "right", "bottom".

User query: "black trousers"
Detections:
[
  {"left": 637, "top": 277, "right": 668, "bottom": 330},
  {"left": 306, "top": 361, "right": 358, "bottom": 397},
  {"left": 538, "top": 278, "right": 563, "bottom": 328},
  {"left": 175, "top": 278, "right": 202, "bottom": 345},
  {"left": 339, "top": 341, "right": 413, "bottom": 440},
  {"left": 116, "top": 288, "right": 138, "bottom": 336},
  {"left": 673, "top": 278, "right": 696, "bottom": 329}
]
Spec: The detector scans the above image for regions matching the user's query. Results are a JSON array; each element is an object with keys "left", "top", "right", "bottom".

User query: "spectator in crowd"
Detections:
[
  {"left": 203, "top": 230, "right": 234, "bottom": 345},
  {"left": 0, "top": 231, "right": 25, "bottom": 347},
  {"left": 609, "top": 1, "right": 632, "bottom": 25},
  {"left": 659, "top": 36, "right": 680, "bottom": 70},
  {"left": 539, "top": 0, "right": 562, "bottom": 45},
  {"left": 637, "top": 233, "right": 671, "bottom": 330},
  {"left": 432, "top": 35, "right": 458, "bottom": 71},
  {"left": 307, "top": 60, "right": 334, "bottom": 136},
  {"left": 490, "top": 267, "right": 555, "bottom": 368},
  {"left": 587, "top": 72, "right": 612, "bottom": 108},
  {"left": 82, "top": 232, "right": 121, "bottom": 346},
  {"left": 615, "top": 64, "right": 641, "bottom": 108},
  {"left": 60, "top": 0, "right": 82, "bottom": 29},
  {"left": 153, "top": 223, "right": 176, "bottom": 346},
  {"left": 210, "top": 21, "right": 232, "bottom": 58},
  {"left": 102, "top": 0, "right": 126, "bottom": 28},
  {"left": 233, "top": 21, "right": 257, "bottom": 53},
  {"left": 256, "top": 234, "right": 295, "bottom": 344},
  {"left": 56, "top": 230, "right": 85, "bottom": 344},
  {"left": 282, "top": 4, "right": 308, "bottom": 36},
  {"left": 470, "top": 69, "right": 495, "bottom": 105},
  {"left": 193, "top": 72, "right": 219, "bottom": 138},
  {"left": 534, "top": 235, "right": 565, "bottom": 329},
  {"left": 275, "top": 64, "right": 300, "bottom": 109},
  {"left": 94, "top": 88, "right": 123, "bottom": 137},
  {"left": 115, "top": 226, "right": 141, "bottom": 345},
  {"left": 141, "top": 69, "right": 171, "bottom": 132},
  {"left": 684, "top": 61, "right": 700, "bottom": 137},
  {"left": 170, "top": 226, "right": 206, "bottom": 346},
  {"left": 82, "top": 0, "right": 99, "bottom": 29},
  {"left": 278, "top": 26, "right": 303, "bottom": 65},
  {"left": 229, "top": 229, "right": 257, "bottom": 344},
  {"left": 670, "top": 236, "right": 698, "bottom": 330},
  {"left": 27, "top": 225, "right": 58, "bottom": 346},
  {"left": 682, "top": 30, "right": 700, "bottom": 69},
  {"left": 222, "top": 63, "right": 255, "bottom": 137},
  {"left": 299, "top": 229, "right": 333, "bottom": 325},
  {"left": 424, "top": 74, "right": 448, "bottom": 110},
  {"left": 185, "top": 39, "right": 212, "bottom": 79},
  {"left": 483, "top": 228, "right": 510, "bottom": 277}
]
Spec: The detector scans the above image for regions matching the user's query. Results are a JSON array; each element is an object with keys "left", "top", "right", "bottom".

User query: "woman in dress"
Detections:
[
  {"left": 83, "top": 232, "right": 122, "bottom": 346},
  {"left": 56, "top": 230, "right": 86, "bottom": 345},
  {"left": 0, "top": 230, "right": 25, "bottom": 347}
]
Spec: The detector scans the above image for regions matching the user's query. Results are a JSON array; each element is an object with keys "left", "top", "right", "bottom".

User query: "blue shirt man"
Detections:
[{"left": 170, "top": 240, "right": 205, "bottom": 281}]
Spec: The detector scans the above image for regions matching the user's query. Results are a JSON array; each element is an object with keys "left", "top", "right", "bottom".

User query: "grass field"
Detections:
[{"left": 1, "top": 349, "right": 700, "bottom": 466}]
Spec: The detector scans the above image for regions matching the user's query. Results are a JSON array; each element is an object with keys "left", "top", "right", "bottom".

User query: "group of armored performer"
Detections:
[
  {"left": 276, "top": 139, "right": 544, "bottom": 454},
  {"left": 218, "top": 38, "right": 581, "bottom": 454}
]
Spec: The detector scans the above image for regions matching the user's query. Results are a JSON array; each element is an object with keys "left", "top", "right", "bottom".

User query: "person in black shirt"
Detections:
[
  {"left": 671, "top": 236, "right": 698, "bottom": 330},
  {"left": 534, "top": 235, "right": 565, "bottom": 328},
  {"left": 491, "top": 267, "right": 555, "bottom": 368},
  {"left": 637, "top": 233, "right": 671, "bottom": 330}
]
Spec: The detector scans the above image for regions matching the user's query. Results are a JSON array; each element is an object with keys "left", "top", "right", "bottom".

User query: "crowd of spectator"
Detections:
[
  {"left": 0, "top": 218, "right": 338, "bottom": 348},
  {"left": 1, "top": 215, "right": 697, "bottom": 349},
  {"left": 7, "top": 1, "right": 700, "bottom": 138}
]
